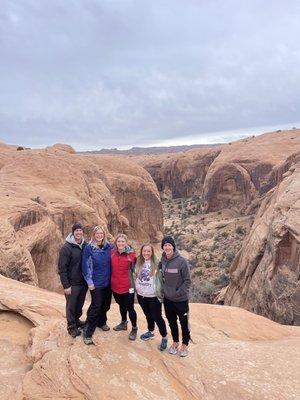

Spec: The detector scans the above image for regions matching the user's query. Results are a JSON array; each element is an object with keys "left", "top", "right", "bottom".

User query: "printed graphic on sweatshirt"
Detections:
[{"left": 136, "top": 262, "right": 156, "bottom": 297}]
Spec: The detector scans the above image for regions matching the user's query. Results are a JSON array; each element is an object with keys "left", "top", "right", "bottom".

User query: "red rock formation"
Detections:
[
  {"left": 0, "top": 145, "right": 163, "bottom": 292},
  {"left": 202, "top": 129, "right": 300, "bottom": 212},
  {"left": 0, "top": 274, "right": 299, "bottom": 400},
  {"left": 140, "top": 129, "right": 300, "bottom": 214},
  {"left": 223, "top": 161, "right": 300, "bottom": 325},
  {"left": 138, "top": 148, "right": 220, "bottom": 198}
]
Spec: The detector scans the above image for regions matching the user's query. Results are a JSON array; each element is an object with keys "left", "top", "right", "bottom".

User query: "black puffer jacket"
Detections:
[{"left": 58, "top": 234, "right": 86, "bottom": 289}]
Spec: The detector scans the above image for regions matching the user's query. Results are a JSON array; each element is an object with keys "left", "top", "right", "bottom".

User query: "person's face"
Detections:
[
  {"left": 73, "top": 228, "right": 83, "bottom": 242},
  {"left": 163, "top": 243, "right": 174, "bottom": 258},
  {"left": 94, "top": 229, "right": 104, "bottom": 244},
  {"left": 116, "top": 237, "right": 127, "bottom": 252},
  {"left": 142, "top": 245, "right": 152, "bottom": 261}
]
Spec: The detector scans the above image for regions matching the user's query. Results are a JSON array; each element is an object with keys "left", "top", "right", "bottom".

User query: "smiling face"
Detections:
[
  {"left": 142, "top": 245, "right": 152, "bottom": 261},
  {"left": 94, "top": 229, "right": 104, "bottom": 245},
  {"left": 163, "top": 242, "right": 174, "bottom": 259},
  {"left": 73, "top": 228, "right": 83, "bottom": 243},
  {"left": 116, "top": 237, "right": 127, "bottom": 252}
]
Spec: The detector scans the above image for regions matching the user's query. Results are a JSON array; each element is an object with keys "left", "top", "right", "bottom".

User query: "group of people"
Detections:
[{"left": 58, "top": 223, "right": 191, "bottom": 357}]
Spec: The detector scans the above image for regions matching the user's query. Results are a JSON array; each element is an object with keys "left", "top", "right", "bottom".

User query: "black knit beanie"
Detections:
[
  {"left": 161, "top": 235, "right": 176, "bottom": 251},
  {"left": 72, "top": 223, "right": 84, "bottom": 234}
]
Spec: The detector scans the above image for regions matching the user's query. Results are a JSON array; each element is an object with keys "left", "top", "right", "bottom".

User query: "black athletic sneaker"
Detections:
[
  {"left": 113, "top": 321, "right": 128, "bottom": 331},
  {"left": 68, "top": 327, "right": 81, "bottom": 338},
  {"left": 129, "top": 327, "right": 138, "bottom": 341}
]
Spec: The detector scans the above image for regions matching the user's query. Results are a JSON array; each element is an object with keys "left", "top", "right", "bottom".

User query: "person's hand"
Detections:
[
  {"left": 89, "top": 284, "right": 95, "bottom": 291},
  {"left": 64, "top": 287, "right": 71, "bottom": 295}
]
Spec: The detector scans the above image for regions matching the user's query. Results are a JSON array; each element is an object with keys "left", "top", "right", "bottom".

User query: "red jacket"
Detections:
[{"left": 111, "top": 248, "right": 136, "bottom": 294}]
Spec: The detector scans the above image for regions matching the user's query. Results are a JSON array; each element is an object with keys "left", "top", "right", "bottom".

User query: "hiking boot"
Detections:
[
  {"left": 83, "top": 336, "right": 94, "bottom": 345},
  {"left": 68, "top": 327, "right": 81, "bottom": 338},
  {"left": 168, "top": 343, "right": 179, "bottom": 355},
  {"left": 99, "top": 324, "right": 110, "bottom": 331},
  {"left": 159, "top": 338, "right": 168, "bottom": 351},
  {"left": 129, "top": 327, "right": 138, "bottom": 341},
  {"left": 113, "top": 321, "right": 128, "bottom": 331},
  {"left": 140, "top": 331, "right": 155, "bottom": 341}
]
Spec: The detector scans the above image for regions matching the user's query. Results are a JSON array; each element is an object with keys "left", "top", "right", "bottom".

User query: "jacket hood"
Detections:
[
  {"left": 89, "top": 241, "right": 112, "bottom": 250},
  {"left": 161, "top": 249, "right": 181, "bottom": 263},
  {"left": 66, "top": 233, "right": 84, "bottom": 248},
  {"left": 114, "top": 245, "right": 134, "bottom": 255}
]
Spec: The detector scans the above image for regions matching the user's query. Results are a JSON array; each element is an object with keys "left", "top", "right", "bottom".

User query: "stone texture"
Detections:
[
  {"left": 139, "top": 129, "right": 300, "bottom": 213},
  {"left": 0, "top": 145, "right": 163, "bottom": 292},
  {"left": 137, "top": 148, "right": 220, "bottom": 199},
  {"left": 223, "top": 162, "right": 300, "bottom": 325},
  {"left": 202, "top": 129, "right": 300, "bottom": 212},
  {"left": 0, "top": 275, "right": 299, "bottom": 400}
]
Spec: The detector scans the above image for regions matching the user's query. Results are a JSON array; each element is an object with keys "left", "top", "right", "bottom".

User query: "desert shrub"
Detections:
[
  {"left": 226, "top": 251, "right": 235, "bottom": 263},
  {"left": 204, "top": 261, "right": 211, "bottom": 268},
  {"left": 191, "top": 238, "right": 198, "bottom": 245},
  {"left": 236, "top": 226, "right": 246, "bottom": 235},
  {"left": 190, "top": 280, "right": 217, "bottom": 303},
  {"left": 213, "top": 273, "right": 230, "bottom": 287},
  {"left": 193, "top": 269, "right": 203, "bottom": 277}
]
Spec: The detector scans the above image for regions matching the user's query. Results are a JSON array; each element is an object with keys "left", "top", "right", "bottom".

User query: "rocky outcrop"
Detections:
[
  {"left": 202, "top": 129, "right": 300, "bottom": 212},
  {"left": 0, "top": 274, "right": 299, "bottom": 400},
  {"left": 140, "top": 129, "right": 300, "bottom": 214},
  {"left": 223, "top": 162, "right": 300, "bottom": 325},
  {"left": 138, "top": 148, "right": 220, "bottom": 198},
  {"left": 0, "top": 145, "right": 163, "bottom": 292}
]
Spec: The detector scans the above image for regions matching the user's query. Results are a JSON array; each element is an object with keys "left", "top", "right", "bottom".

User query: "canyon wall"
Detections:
[
  {"left": 223, "top": 161, "right": 300, "bottom": 325},
  {"left": 0, "top": 144, "right": 163, "bottom": 292}
]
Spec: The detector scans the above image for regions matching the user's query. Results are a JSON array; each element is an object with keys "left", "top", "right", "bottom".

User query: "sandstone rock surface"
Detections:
[
  {"left": 223, "top": 162, "right": 300, "bottom": 325},
  {"left": 0, "top": 145, "right": 163, "bottom": 292},
  {"left": 0, "top": 275, "right": 299, "bottom": 400},
  {"left": 139, "top": 129, "right": 300, "bottom": 213}
]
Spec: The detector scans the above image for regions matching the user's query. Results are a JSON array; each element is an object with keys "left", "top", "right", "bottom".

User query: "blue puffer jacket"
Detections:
[{"left": 82, "top": 242, "right": 113, "bottom": 288}]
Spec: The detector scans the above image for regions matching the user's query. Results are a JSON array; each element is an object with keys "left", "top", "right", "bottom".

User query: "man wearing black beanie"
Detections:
[
  {"left": 58, "top": 223, "right": 88, "bottom": 338},
  {"left": 160, "top": 235, "right": 191, "bottom": 357}
]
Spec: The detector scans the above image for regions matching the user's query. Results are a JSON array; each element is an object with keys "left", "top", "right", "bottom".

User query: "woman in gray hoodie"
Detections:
[{"left": 160, "top": 235, "right": 191, "bottom": 357}]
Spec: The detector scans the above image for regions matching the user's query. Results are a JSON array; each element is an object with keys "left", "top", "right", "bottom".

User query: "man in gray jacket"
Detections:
[{"left": 160, "top": 235, "right": 191, "bottom": 357}]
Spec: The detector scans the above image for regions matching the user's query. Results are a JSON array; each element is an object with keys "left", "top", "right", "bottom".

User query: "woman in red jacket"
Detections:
[{"left": 111, "top": 233, "right": 138, "bottom": 340}]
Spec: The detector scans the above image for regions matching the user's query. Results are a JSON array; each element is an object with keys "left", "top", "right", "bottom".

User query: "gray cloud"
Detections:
[{"left": 0, "top": 0, "right": 299, "bottom": 150}]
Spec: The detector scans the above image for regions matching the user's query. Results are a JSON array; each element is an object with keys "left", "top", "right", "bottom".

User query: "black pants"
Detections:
[
  {"left": 137, "top": 294, "right": 167, "bottom": 337},
  {"left": 85, "top": 286, "right": 112, "bottom": 337},
  {"left": 113, "top": 291, "right": 137, "bottom": 327},
  {"left": 97, "top": 286, "right": 112, "bottom": 327},
  {"left": 164, "top": 297, "right": 190, "bottom": 345},
  {"left": 65, "top": 284, "right": 88, "bottom": 331}
]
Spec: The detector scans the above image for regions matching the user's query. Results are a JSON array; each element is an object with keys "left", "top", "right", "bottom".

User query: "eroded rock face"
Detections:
[
  {"left": 223, "top": 163, "right": 300, "bottom": 325},
  {"left": 0, "top": 275, "right": 299, "bottom": 400},
  {"left": 202, "top": 129, "right": 300, "bottom": 212},
  {"left": 140, "top": 129, "right": 300, "bottom": 213},
  {"left": 137, "top": 148, "right": 220, "bottom": 198},
  {"left": 0, "top": 147, "right": 163, "bottom": 292}
]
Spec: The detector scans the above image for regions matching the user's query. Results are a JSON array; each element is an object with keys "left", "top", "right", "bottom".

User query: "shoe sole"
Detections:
[{"left": 140, "top": 336, "right": 154, "bottom": 341}]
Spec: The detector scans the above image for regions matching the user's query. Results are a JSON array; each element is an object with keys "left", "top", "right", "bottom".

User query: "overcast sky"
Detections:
[{"left": 0, "top": 0, "right": 299, "bottom": 150}]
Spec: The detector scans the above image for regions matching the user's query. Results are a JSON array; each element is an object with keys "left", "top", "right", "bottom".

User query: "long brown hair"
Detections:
[{"left": 135, "top": 244, "right": 158, "bottom": 277}]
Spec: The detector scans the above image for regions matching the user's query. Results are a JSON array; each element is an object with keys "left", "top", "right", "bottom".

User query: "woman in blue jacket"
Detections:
[{"left": 82, "top": 225, "right": 113, "bottom": 345}]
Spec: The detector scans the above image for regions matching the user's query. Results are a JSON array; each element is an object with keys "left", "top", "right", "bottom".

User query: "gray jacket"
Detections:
[{"left": 160, "top": 250, "right": 191, "bottom": 302}]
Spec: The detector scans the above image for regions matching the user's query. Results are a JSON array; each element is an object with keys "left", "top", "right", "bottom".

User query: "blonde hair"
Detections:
[
  {"left": 135, "top": 244, "right": 158, "bottom": 277},
  {"left": 115, "top": 233, "right": 128, "bottom": 245},
  {"left": 91, "top": 225, "right": 107, "bottom": 245}
]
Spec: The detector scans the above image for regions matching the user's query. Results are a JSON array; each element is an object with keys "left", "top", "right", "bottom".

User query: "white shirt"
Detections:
[{"left": 135, "top": 261, "right": 156, "bottom": 297}]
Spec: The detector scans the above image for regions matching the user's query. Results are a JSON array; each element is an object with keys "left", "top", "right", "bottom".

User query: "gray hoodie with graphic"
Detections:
[{"left": 160, "top": 250, "right": 191, "bottom": 302}]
